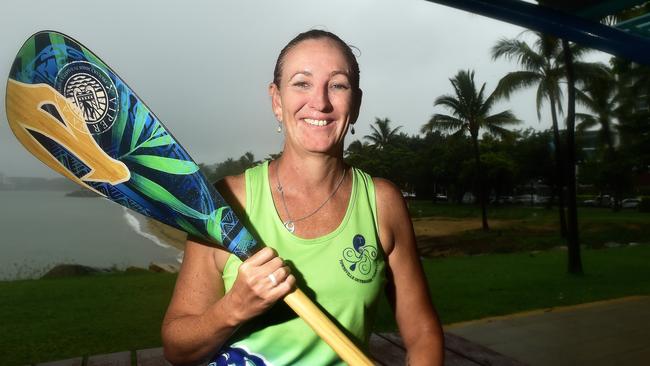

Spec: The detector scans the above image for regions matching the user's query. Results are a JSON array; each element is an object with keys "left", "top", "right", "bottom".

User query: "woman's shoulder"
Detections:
[
  {"left": 370, "top": 176, "right": 404, "bottom": 204},
  {"left": 368, "top": 176, "right": 409, "bottom": 257}
]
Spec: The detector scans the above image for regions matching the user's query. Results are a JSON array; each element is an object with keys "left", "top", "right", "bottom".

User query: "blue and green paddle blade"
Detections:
[{"left": 5, "top": 30, "right": 257, "bottom": 259}]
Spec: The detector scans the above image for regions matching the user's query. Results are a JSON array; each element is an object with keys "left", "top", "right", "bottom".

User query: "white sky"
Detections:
[{"left": 0, "top": 0, "right": 611, "bottom": 177}]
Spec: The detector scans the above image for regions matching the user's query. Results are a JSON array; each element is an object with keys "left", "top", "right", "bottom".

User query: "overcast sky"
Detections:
[{"left": 0, "top": 0, "right": 611, "bottom": 177}]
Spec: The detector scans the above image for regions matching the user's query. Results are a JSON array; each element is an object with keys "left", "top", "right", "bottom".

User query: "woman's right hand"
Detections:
[{"left": 223, "top": 247, "right": 296, "bottom": 324}]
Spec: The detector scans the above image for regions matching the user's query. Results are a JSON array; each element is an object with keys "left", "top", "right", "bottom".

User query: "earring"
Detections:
[
  {"left": 277, "top": 122, "right": 282, "bottom": 133},
  {"left": 350, "top": 126, "right": 355, "bottom": 135}
]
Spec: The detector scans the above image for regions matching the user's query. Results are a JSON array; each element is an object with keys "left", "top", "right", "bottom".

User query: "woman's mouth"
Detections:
[{"left": 304, "top": 118, "right": 330, "bottom": 126}]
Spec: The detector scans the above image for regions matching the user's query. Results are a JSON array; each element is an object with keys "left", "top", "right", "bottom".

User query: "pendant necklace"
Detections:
[{"left": 275, "top": 159, "right": 347, "bottom": 233}]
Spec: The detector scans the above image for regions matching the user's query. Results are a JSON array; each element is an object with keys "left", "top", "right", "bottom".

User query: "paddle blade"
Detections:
[{"left": 5, "top": 30, "right": 257, "bottom": 258}]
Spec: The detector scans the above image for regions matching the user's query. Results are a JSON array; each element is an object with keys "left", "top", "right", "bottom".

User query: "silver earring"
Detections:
[
  {"left": 351, "top": 126, "right": 355, "bottom": 135},
  {"left": 277, "top": 122, "right": 282, "bottom": 133}
]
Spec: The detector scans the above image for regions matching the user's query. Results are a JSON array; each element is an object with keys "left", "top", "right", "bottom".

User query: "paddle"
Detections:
[{"left": 5, "top": 30, "right": 372, "bottom": 366}]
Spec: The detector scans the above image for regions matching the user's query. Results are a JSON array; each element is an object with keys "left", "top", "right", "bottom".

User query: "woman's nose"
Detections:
[{"left": 308, "top": 84, "right": 333, "bottom": 112}]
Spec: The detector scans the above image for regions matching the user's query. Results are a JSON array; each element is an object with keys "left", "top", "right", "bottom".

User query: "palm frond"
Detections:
[
  {"left": 486, "top": 124, "right": 516, "bottom": 138},
  {"left": 434, "top": 94, "right": 462, "bottom": 116},
  {"left": 493, "top": 71, "right": 541, "bottom": 99},
  {"left": 575, "top": 89, "right": 596, "bottom": 110},
  {"left": 491, "top": 38, "right": 545, "bottom": 71},
  {"left": 426, "top": 114, "right": 467, "bottom": 133},
  {"left": 576, "top": 113, "right": 597, "bottom": 131},
  {"left": 573, "top": 61, "right": 610, "bottom": 87},
  {"left": 484, "top": 110, "right": 521, "bottom": 127}
]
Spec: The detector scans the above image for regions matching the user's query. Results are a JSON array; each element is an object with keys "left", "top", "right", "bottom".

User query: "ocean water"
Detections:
[{"left": 0, "top": 190, "right": 183, "bottom": 280}]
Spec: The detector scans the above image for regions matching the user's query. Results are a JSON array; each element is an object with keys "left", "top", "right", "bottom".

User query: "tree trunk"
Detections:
[
  {"left": 472, "top": 135, "right": 489, "bottom": 231},
  {"left": 549, "top": 98, "right": 568, "bottom": 238},
  {"left": 562, "top": 39, "right": 583, "bottom": 275}
]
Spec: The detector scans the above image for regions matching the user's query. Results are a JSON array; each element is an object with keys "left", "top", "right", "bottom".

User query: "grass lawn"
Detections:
[
  {"left": 0, "top": 271, "right": 176, "bottom": 365},
  {"left": 374, "top": 244, "right": 650, "bottom": 330},
  {"left": 2, "top": 245, "right": 650, "bottom": 365},
  {"left": 408, "top": 202, "right": 650, "bottom": 254}
]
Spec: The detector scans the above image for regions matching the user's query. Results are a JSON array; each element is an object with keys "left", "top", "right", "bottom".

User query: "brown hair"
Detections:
[{"left": 272, "top": 30, "right": 360, "bottom": 95}]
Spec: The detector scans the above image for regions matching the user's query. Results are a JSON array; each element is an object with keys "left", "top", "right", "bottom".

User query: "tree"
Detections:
[
  {"left": 491, "top": 32, "right": 570, "bottom": 237},
  {"left": 421, "top": 69, "right": 520, "bottom": 230},
  {"left": 611, "top": 57, "right": 650, "bottom": 176},
  {"left": 575, "top": 65, "right": 631, "bottom": 210},
  {"left": 364, "top": 118, "right": 402, "bottom": 150},
  {"left": 200, "top": 152, "right": 260, "bottom": 183},
  {"left": 562, "top": 39, "right": 583, "bottom": 274},
  {"left": 576, "top": 67, "right": 618, "bottom": 153}
]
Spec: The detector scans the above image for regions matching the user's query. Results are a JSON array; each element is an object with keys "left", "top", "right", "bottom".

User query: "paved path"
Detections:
[{"left": 446, "top": 296, "right": 650, "bottom": 366}]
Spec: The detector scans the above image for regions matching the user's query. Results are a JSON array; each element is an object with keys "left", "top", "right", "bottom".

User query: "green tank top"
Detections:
[{"left": 212, "top": 161, "right": 386, "bottom": 366}]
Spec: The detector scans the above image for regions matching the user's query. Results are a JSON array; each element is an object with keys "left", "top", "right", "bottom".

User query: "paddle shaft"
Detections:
[{"left": 284, "top": 289, "right": 374, "bottom": 365}]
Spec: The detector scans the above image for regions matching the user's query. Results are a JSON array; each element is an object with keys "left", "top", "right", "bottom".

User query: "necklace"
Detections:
[{"left": 275, "top": 159, "right": 347, "bottom": 233}]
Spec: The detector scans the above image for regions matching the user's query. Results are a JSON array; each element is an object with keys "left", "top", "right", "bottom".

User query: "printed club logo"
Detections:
[
  {"left": 339, "top": 234, "right": 377, "bottom": 283},
  {"left": 55, "top": 61, "right": 118, "bottom": 135}
]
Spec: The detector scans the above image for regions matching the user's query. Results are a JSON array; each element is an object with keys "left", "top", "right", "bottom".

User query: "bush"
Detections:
[{"left": 639, "top": 196, "right": 650, "bottom": 212}]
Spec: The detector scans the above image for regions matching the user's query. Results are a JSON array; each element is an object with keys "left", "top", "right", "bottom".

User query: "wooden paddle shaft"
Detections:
[{"left": 283, "top": 289, "right": 374, "bottom": 366}]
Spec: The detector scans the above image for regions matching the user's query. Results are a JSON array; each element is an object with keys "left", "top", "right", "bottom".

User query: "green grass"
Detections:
[
  {"left": 0, "top": 271, "right": 176, "bottom": 365},
  {"left": 409, "top": 200, "right": 650, "bottom": 222},
  {"left": 373, "top": 244, "right": 650, "bottom": 330},
  {"left": 410, "top": 202, "right": 650, "bottom": 253},
  {"left": 408, "top": 201, "right": 554, "bottom": 220},
  {"left": 2, "top": 246, "right": 650, "bottom": 365}
]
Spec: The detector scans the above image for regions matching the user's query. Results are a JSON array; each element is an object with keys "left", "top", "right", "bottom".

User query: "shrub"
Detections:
[{"left": 639, "top": 196, "right": 650, "bottom": 212}]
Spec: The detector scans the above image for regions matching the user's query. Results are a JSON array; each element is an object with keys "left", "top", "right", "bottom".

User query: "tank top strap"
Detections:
[
  {"left": 244, "top": 160, "right": 268, "bottom": 218},
  {"left": 351, "top": 167, "right": 380, "bottom": 237}
]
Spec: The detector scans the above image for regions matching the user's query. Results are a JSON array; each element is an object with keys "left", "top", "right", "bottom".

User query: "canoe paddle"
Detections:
[{"left": 5, "top": 30, "right": 373, "bottom": 366}]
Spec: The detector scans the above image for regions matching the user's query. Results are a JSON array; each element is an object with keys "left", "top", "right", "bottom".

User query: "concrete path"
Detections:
[{"left": 445, "top": 296, "right": 650, "bottom": 366}]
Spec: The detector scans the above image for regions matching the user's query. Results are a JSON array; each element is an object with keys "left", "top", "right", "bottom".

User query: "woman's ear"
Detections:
[{"left": 269, "top": 83, "right": 283, "bottom": 121}]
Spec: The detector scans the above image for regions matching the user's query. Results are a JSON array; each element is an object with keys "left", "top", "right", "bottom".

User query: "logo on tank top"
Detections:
[{"left": 339, "top": 234, "right": 378, "bottom": 283}]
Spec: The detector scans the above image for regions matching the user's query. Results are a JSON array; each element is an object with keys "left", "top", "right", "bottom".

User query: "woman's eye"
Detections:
[
  {"left": 331, "top": 83, "right": 350, "bottom": 90},
  {"left": 293, "top": 81, "right": 309, "bottom": 88}
]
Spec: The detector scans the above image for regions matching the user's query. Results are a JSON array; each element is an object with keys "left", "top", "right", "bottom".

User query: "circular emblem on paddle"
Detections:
[{"left": 55, "top": 61, "right": 118, "bottom": 135}]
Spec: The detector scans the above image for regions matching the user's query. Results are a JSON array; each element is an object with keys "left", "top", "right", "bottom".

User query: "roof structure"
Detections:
[{"left": 425, "top": 0, "right": 650, "bottom": 64}]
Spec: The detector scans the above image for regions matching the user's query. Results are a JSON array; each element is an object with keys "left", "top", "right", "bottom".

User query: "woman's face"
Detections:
[{"left": 270, "top": 38, "right": 360, "bottom": 156}]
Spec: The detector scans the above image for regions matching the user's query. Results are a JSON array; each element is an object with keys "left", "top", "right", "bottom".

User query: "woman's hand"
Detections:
[{"left": 223, "top": 247, "right": 296, "bottom": 324}]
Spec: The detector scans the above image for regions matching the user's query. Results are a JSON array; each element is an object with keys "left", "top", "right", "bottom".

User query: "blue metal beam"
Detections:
[
  {"left": 617, "top": 12, "right": 650, "bottom": 36},
  {"left": 424, "top": 0, "right": 650, "bottom": 64},
  {"left": 577, "top": 0, "right": 647, "bottom": 19}
]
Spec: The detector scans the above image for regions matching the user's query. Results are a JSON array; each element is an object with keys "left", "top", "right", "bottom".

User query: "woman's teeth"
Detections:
[{"left": 304, "top": 118, "right": 329, "bottom": 126}]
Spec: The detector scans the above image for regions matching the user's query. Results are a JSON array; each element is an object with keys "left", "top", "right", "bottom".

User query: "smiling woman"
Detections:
[{"left": 161, "top": 30, "right": 444, "bottom": 366}]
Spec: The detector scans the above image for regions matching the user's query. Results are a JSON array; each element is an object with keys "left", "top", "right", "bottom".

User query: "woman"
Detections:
[{"left": 162, "top": 30, "right": 444, "bottom": 366}]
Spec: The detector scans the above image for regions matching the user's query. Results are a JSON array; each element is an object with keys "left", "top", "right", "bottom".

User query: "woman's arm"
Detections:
[
  {"left": 374, "top": 178, "right": 444, "bottom": 366},
  {"left": 161, "top": 175, "right": 295, "bottom": 365},
  {"left": 161, "top": 240, "right": 237, "bottom": 364}
]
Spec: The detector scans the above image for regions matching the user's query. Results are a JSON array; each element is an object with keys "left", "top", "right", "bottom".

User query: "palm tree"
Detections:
[
  {"left": 421, "top": 69, "right": 520, "bottom": 231},
  {"left": 491, "top": 32, "right": 587, "bottom": 238},
  {"left": 364, "top": 118, "right": 402, "bottom": 149},
  {"left": 492, "top": 34, "right": 567, "bottom": 235},
  {"left": 576, "top": 67, "right": 618, "bottom": 153}
]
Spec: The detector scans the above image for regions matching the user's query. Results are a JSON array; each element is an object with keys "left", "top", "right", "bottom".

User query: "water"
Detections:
[{"left": 0, "top": 190, "right": 183, "bottom": 280}]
